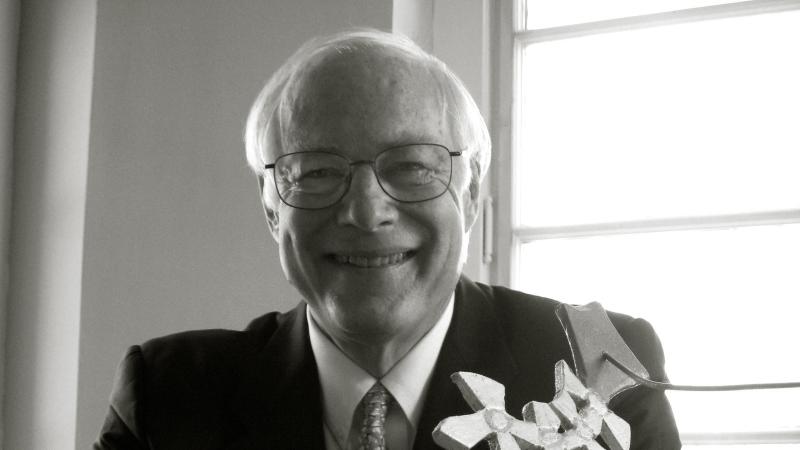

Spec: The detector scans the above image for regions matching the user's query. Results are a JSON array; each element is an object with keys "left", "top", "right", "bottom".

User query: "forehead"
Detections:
[{"left": 281, "top": 46, "right": 448, "bottom": 155}]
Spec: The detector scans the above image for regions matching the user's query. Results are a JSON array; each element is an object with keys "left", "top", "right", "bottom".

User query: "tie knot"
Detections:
[{"left": 364, "top": 383, "right": 390, "bottom": 407}]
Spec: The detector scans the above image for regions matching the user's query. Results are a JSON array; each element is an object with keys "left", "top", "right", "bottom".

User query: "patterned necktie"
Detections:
[{"left": 359, "top": 383, "right": 390, "bottom": 450}]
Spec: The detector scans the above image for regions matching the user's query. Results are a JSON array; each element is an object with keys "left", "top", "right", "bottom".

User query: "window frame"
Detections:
[{"left": 494, "top": 0, "right": 800, "bottom": 444}]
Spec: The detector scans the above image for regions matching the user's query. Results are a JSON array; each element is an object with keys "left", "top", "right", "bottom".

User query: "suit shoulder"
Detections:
[
  {"left": 606, "top": 311, "right": 667, "bottom": 381},
  {"left": 470, "top": 280, "right": 563, "bottom": 325},
  {"left": 465, "top": 279, "right": 667, "bottom": 379},
  {"left": 463, "top": 279, "right": 570, "bottom": 359},
  {"left": 138, "top": 308, "right": 296, "bottom": 373}
]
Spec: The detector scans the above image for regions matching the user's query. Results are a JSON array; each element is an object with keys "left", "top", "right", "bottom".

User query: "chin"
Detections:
[{"left": 334, "top": 311, "right": 405, "bottom": 340}]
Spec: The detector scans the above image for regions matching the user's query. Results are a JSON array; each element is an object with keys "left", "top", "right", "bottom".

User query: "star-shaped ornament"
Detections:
[
  {"left": 432, "top": 372, "right": 542, "bottom": 450},
  {"left": 433, "top": 362, "right": 630, "bottom": 450},
  {"left": 522, "top": 361, "right": 630, "bottom": 450}
]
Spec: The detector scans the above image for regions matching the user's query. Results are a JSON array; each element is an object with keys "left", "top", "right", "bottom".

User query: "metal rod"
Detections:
[
  {"left": 516, "top": 209, "right": 800, "bottom": 241},
  {"left": 603, "top": 352, "right": 800, "bottom": 391}
]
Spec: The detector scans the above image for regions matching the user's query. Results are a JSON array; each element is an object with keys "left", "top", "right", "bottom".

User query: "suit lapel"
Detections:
[
  {"left": 225, "top": 278, "right": 558, "bottom": 449},
  {"left": 229, "top": 302, "right": 325, "bottom": 449},
  {"left": 413, "top": 277, "right": 520, "bottom": 450}
]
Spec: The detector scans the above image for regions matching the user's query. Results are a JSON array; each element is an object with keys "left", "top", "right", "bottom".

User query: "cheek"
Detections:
[
  {"left": 277, "top": 208, "right": 340, "bottom": 259},
  {"left": 414, "top": 202, "right": 467, "bottom": 262},
  {"left": 275, "top": 211, "right": 328, "bottom": 293},
  {"left": 276, "top": 211, "right": 314, "bottom": 269},
  {"left": 280, "top": 211, "right": 314, "bottom": 250},
  {"left": 433, "top": 191, "right": 473, "bottom": 267}
]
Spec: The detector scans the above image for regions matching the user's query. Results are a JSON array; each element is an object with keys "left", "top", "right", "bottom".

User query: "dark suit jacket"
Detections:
[{"left": 95, "top": 277, "right": 681, "bottom": 449}]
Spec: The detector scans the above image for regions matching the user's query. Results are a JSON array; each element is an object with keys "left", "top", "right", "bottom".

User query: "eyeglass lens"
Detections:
[{"left": 272, "top": 144, "right": 454, "bottom": 209}]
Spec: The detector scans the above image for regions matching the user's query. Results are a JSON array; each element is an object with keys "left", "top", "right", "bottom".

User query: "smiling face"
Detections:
[{"left": 262, "top": 47, "right": 478, "bottom": 347}]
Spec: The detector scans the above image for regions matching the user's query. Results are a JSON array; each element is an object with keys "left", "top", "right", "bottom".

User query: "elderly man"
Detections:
[{"left": 95, "top": 30, "right": 680, "bottom": 450}]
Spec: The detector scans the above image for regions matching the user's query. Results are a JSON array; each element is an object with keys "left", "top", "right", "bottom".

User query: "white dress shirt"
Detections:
[{"left": 307, "top": 295, "right": 455, "bottom": 450}]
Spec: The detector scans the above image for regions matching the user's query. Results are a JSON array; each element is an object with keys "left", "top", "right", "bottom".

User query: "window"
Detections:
[{"left": 501, "top": 0, "right": 800, "bottom": 446}]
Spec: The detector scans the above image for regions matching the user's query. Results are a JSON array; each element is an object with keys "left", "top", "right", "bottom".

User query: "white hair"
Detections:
[{"left": 244, "top": 28, "right": 491, "bottom": 201}]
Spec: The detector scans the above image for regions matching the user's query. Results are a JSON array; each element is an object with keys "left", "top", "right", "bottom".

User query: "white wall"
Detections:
[
  {"left": 6, "top": 0, "right": 96, "bottom": 449},
  {"left": 5, "top": 1, "right": 391, "bottom": 449},
  {"left": 76, "top": 1, "right": 391, "bottom": 449},
  {"left": 0, "top": 0, "right": 20, "bottom": 445}
]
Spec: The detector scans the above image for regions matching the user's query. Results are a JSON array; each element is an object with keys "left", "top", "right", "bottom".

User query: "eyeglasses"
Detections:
[{"left": 264, "top": 144, "right": 462, "bottom": 210}]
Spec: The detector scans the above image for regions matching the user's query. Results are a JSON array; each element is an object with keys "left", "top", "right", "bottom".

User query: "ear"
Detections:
[
  {"left": 258, "top": 176, "right": 280, "bottom": 242},
  {"left": 263, "top": 204, "right": 280, "bottom": 242},
  {"left": 462, "top": 177, "right": 481, "bottom": 233}
]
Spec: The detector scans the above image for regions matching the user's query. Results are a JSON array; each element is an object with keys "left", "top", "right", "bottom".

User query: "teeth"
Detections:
[{"left": 333, "top": 252, "right": 410, "bottom": 268}]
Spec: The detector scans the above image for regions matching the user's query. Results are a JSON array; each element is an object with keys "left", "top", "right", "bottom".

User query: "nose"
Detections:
[{"left": 336, "top": 164, "right": 397, "bottom": 231}]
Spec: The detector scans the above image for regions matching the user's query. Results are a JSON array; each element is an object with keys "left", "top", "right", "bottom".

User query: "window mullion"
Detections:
[
  {"left": 515, "top": 0, "right": 800, "bottom": 44},
  {"left": 682, "top": 429, "right": 800, "bottom": 445},
  {"left": 514, "top": 209, "right": 800, "bottom": 242}
]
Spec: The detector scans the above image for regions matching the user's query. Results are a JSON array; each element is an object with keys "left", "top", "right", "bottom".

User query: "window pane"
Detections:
[
  {"left": 516, "top": 11, "right": 800, "bottom": 227},
  {"left": 516, "top": 223, "right": 800, "bottom": 434},
  {"left": 524, "top": 0, "right": 747, "bottom": 29}
]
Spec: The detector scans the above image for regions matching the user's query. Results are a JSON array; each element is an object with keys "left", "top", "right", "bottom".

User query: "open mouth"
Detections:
[{"left": 329, "top": 251, "right": 415, "bottom": 268}]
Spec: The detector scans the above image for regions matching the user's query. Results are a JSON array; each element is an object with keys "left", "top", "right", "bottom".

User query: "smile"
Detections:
[{"left": 330, "top": 251, "right": 414, "bottom": 268}]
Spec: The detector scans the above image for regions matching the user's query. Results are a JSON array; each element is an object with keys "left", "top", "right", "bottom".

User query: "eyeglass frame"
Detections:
[{"left": 263, "top": 143, "right": 463, "bottom": 210}]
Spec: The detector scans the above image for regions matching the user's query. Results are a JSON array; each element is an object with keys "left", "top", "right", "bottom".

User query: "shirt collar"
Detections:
[{"left": 307, "top": 295, "right": 455, "bottom": 448}]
